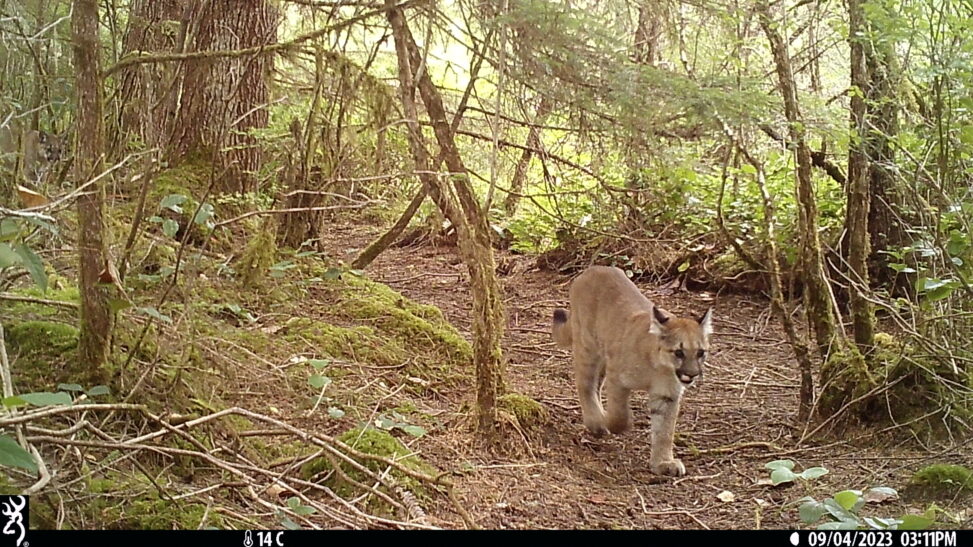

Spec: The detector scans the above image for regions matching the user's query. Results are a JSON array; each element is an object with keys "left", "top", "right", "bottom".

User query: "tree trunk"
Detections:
[
  {"left": 167, "top": 0, "right": 277, "bottom": 192},
  {"left": 503, "top": 97, "right": 551, "bottom": 216},
  {"left": 758, "top": 3, "right": 838, "bottom": 360},
  {"left": 846, "top": 0, "right": 876, "bottom": 351},
  {"left": 387, "top": 0, "right": 505, "bottom": 440},
  {"left": 116, "top": 0, "right": 183, "bottom": 154},
  {"left": 634, "top": 0, "right": 667, "bottom": 66},
  {"left": 72, "top": 0, "right": 113, "bottom": 376}
]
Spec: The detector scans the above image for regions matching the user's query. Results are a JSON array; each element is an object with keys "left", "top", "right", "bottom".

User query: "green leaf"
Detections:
[
  {"left": 0, "top": 242, "right": 20, "bottom": 267},
  {"left": 764, "top": 459, "right": 796, "bottom": 471},
  {"left": 770, "top": 467, "right": 798, "bottom": 485},
  {"left": 0, "top": 435, "right": 37, "bottom": 472},
  {"left": 307, "top": 359, "right": 330, "bottom": 371},
  {"left": 677, "top": 259, "right": 690, "bottom": 273},
  {"left": 2, "top": 396, "right": 26, "bottom": 408},
  {"left": 400, "top": 424, "right": 426, "bottom": 437},
  {"left": 108, "top": 299, "right": 133, "bottom": 313},
  {"left": 86, "top": 385, "right": 111, "bottom": 397},
  {"left": 818, "top": 520, "right": 860, "bottom": 530},
  {"left": 800, "top": 500, "right": 828, "bottom": 523},
  {"left": 287, "top": 497, "right": 300, "bottom": 509},
  {"left": 834, "top": 490, "right": 862, "bottom": 511},
  {"left": 20, "top": 391, "right": 73, "bottom": 406},
  {"left": 160, "top": 193, "right": 188, "bottom": 213},
  {"left": 15, "top": 243, "right": 47, "bottom": 292},
  {"left": 898, "top": 514, "right": 934, "bottom": 530},
  {"left": 801, "top": 467, "right": 830, "bottom": 480},
  {"left": 280, "top": 516, "right": 301, "bottom": 530},
  {"left": 823, "top": 498, "right": 858, "bottom": 522},
  {"left": 57, "top": 383, "right": 84, "bottom": 392},
  {"left": 162, "top": 218, "right": 180, "bottom": 239},
  {"left": 327, "top": 407, "right": 345, "bottom": 419},
  {"left": 193, "top": 203, "right": 215, "bottom": 226},
  {"left": 308, "top": 375, "right": 331, "bottom": 389},
  {"left": 138, "top": 307, "right": 173, "bottom": 324}
]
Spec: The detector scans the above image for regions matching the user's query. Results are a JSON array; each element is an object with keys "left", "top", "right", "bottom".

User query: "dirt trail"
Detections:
[{"left": 316, "top": 223, "right": 958, "bottom": 529}]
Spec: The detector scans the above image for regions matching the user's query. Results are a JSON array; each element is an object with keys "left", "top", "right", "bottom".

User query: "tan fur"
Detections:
[
  {"left": 552, "top": 266, "right": 714, "bottom": 477},
  {"left": 1, "top": 120, "right": 64, "bottom": 187}
]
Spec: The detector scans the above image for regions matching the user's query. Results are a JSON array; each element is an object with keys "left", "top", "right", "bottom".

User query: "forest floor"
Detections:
[{"left": 301, "top": 222, "right": 971, "bottom": 530}]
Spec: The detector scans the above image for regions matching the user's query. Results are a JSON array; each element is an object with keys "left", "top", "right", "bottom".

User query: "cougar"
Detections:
[
  {"left": 552, "top": 266, "right": 713, "bottom": 476},
  {"left": 0, "top": 120, "right": 65, "bottom": 187}
]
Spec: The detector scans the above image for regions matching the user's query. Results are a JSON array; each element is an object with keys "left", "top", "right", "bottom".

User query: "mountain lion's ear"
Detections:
[
  {"left": 698, "top": 308, "right": 714, "bottom": 337},
  {"left": 650, "top": 306, "right": 670, "bottom": 335}
]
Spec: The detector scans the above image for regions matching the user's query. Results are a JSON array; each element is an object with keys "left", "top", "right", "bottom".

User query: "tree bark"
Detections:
[
  {"left": 116, "top": 0, "right": 183, "bottom": 153},
  {"left": 634, "top": 0, "right": 667, "bottom": 66},
  {"left": 167, "top": 0, "right": 277, "bottom": 192},
  {"left": 387, "top": 0, "right": 506, "bottom": 439},
  {"left": 503, "top": 97, "right": 551, "bottom": 216},
  {"left": 846, "top": 0, "right": 876, "bottom": 351},
  {"left": 758, "top": 3, "right": 838, "bottom": 360},
  {"left": 72, "top": 0, "right": 113, "bottom": 376}
]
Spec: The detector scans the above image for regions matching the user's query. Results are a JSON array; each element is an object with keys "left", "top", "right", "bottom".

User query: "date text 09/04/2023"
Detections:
[{"left": 804, "top": 531, "right": 958, "bottom": 547}]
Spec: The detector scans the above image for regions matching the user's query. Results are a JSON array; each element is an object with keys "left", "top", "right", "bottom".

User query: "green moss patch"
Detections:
[
  {"left": 907, "top": 464, "right": 973, "bottom": 500},
  {"left": 313, "top": 273, "right": 472, "bottom": 380},
  {"left": 499, "top": 393, "right": 549, "bottom": 428},
  {"left": 300, "top": 426, "right": 436, "bottom": 512},
  {"left": 5, "top": 320, "right": 80, "bottom": 385},
  {"left": 818, "top": 333, "right": 971, "bottom": 434}
]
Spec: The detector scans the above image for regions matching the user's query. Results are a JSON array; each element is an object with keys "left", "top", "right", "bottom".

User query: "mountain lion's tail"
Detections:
[{"left": 552, "top": 308, "right": 573, "bottom": 348}]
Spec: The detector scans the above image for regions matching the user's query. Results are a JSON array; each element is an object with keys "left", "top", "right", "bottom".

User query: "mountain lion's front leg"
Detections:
[
  {"left": 649, "top": 395, "right": 686, "bottom": 476},
  {"left": 574, "top": 348, "right": 608, "bottom": 436}
]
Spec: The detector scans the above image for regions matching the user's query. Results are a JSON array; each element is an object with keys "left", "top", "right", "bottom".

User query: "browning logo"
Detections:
[{"left": 0, "top": 496, "right": 27, "bottom": 547}]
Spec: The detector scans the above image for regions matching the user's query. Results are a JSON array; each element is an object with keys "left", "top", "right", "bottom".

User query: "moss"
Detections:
[
  {"left": 300, "top": 426, "right": 436, "bottom": 509},
  {"left": 908, "top": 464, "right": 973, "bottom": 499},
  {"left": 818, "top": 333, "right": 970, "bottom": 433},
  {"left": 317, "top": 273, "right": 472, "bottom": 380},
  {"left": 499, "top": 393, "right": 549, "bottom": 428},
  {"left": 282, "top": 317, "right": 407, "bottom": 366},
  {"left": 235, "top": 222, "right": 277, "bottom": 288},
  {"left": 5, "top": 320, "right": 80, "bottom": 385},
  {"left": 3, "top": 284, "right": 80, "bottom": 318},
  {"left": 105, "top": 497, "right": 217, "bottom": 529}
]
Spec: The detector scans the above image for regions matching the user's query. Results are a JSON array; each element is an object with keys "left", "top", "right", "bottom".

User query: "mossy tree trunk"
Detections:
[
  {"left": 758, "top": 2, "right": 838, "bottom": 361},
  {"left": 846, "top": 0, "right": 876, "bottom": 352},
  {"left": 167, "top": 0, "right": 278, "bottom": 192},
  {"left": 387, "top": 0, "right": 505, "bottom": 440},
  {"left": 72, "top": 0, "right": 113, "bottom": 376}
]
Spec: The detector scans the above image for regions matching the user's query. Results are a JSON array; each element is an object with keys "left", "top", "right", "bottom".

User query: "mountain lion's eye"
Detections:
[
  {"left": 697, "top": 350, "right": 705, "bottom": 358},
  {"left": 674, "top": 349, "right": 685, "bottom": 359}
]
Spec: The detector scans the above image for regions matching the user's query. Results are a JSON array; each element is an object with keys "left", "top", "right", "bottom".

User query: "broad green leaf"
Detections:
[
  {"left": 308, "top": 375, "right": 331, "bottom": 389},
  {"left": 86, "top": 385, "right": 110, "bottom": 397},
  {"left": 800, "top": 501, "right": 828, "bottom": 523},
  {"left": 0, "top": 435, "right": 37, "bottom": 472},
  {"left": 400, "top": 424, "right": 426, "bottom": 437},
  {"left": 20, "top": 391, "right": 73, "bottom": 406},
  {"left": 818, "top": 520, "right": 860, "bottom": 530},
  {"left": 280, "top": 516, "right": 301, "bottom": 530},
  {"left": 327, "top": 407, "right": 345, "bottom": 419},
  {"left": 108, "top": 298, "right": 133, "bottom": 313},
  {"left": 138, "top": 307, "right": 172, "bottom": 324},
  {"left": 677, "top": 259, "right": 690, "bottom": 273},
  {"left": 193, "top": 203, "right": 215, "bottom": 226},
  {"left": 2, "top": 396, "right": 26, "bottom": 408},
  {"left": 801, "top": 467, "right": 830, "bottom": 480},
  {"left": 0, "top": 242, "right": 20, "bottom": 267},
  {"left": 307, "top": 359, "right": 330, "bottom": 371},
  {"left": 764, "top": 459, "right": 796, "bottom": 471},
  {"left": 375, "top": 417, "right": 395, "bottom": 429},
  {"left": 292, "top": 505, "right": 315, "bottom": 516},
  {"left": 287, "top": 497, "right": 300, "bottom": 509},
  {"left": 834, "top": 490, "right": 862, "bottom": 511},
  {"left": 162, "top": 218, "right": 180, "bottom": 238},
  {"left": 898, "top": 514, "right": 934, "bottom": 530},
  {"left": 823, "top": 498, "right": 858, "bottom": 522},
  {"left": 160, "top": 193, "right": 188, "bottom": 212},
  {"left": 0, "top": 218, "right": 20, "bottom": 240},
  {"left": 14, "top": 243, "right": 46, "bottom": 291},
  {"left": 770, "top": 467, "right": 798, "bottom": 485},
  {"left": 864, "top": 516, "right": 899, "bottom": 529},
  {"left": 57, "top": 383, "right": 84, "bottom": 392}
]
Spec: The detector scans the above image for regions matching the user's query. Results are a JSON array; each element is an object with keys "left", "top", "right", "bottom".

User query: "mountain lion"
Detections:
[
  {"left": 552, "top": 266, "right": 713, "bottom": 476},
  {"left": 0, "top": 120, "right": 65, "bottom": 187}
]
